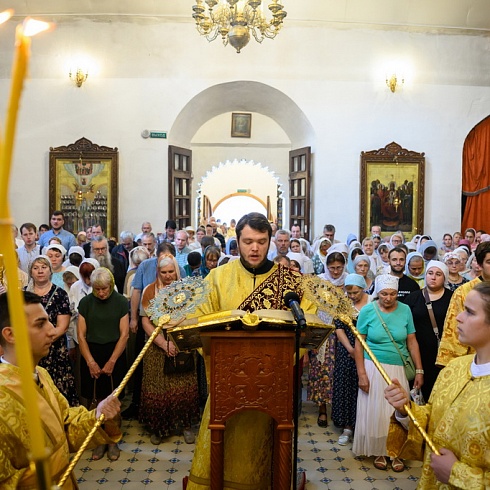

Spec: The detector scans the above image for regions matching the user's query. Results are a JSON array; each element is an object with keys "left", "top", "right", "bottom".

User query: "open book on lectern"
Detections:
[{"left": 167, "top": 309, "right": 335, "bottom": 352}]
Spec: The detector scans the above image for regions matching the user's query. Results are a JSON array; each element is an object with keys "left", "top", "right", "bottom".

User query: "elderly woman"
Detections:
[
  {"left": 362, "top": 236, "right": 381, "bottom": 276},
  {"left": 443, "top": 251, "right": 469, "bottom": 291},
  {"left": 309, "top": 251, "right": 347, "bottom": 426},
  {"left": 353, "top": 274, "right": 423, "bottom": 472},
  {"left": 27, "top": 255, "right": 79, "bottom": 406},
  {"left": 332, "top": 273, "right": 372, "bottom": 446},
  {"left": 78, "top": 267, "right": 129, "bottom": 461},
  {"left": 404, "top": 261, "right": 453, "bottom": 401},
  {"left": 385, "top": 281, "right": 490, "bottom": 489},
  {"left": 353, "top": 254, "right": 374, "bottom": 294},
  {"left": 139, "top": 254, "right": 199, "bottom": 445},
  {"left": 123, "top": 246, "right": 150, "bottom": 299},
  {"left": 311, "top": 237, "right": 331, "bottom": 274}
]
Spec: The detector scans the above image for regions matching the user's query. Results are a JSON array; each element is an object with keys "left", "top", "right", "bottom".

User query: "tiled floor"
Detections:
[{"left": 75, "top": 398, "right": 422, "bottom": 490}]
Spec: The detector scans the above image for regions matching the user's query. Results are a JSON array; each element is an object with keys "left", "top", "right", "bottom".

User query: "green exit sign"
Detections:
[{"left": 150, "top": 131, "right": 167, "bottom": 139}]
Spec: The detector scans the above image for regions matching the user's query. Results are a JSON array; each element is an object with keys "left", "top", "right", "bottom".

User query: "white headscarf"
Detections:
[
  {"left": 425, "top": 260, "right": 449, "bottom": 285},
  {"left": 374, "top": 274, "right": 399, "bottom": 296}
]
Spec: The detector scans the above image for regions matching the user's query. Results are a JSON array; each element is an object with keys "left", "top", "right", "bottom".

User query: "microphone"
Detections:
[{"left": 284, "top": 291, "right": 307, "bottom": 329}]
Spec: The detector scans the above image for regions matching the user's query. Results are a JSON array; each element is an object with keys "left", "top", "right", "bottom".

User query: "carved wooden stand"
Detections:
[{"left": 201, "top": 330, "right": 295, "bottom": 490}]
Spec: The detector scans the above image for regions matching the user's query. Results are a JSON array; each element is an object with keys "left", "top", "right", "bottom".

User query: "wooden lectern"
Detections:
[
  {"left": 168, "top": 309, "right": 333, "bottom": 489},
  {"left": 200, "top": 330, "right": 296, "bottom": 490}
]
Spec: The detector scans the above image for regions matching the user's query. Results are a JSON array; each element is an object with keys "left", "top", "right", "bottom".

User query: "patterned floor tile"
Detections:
[{"left": 75, "top": 399, "right": 421, "bottom": 489}]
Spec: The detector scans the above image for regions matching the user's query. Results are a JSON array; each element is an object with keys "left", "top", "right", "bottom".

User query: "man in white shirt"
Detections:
[{"left": 16, "top": 223, "right": 41, "bottom": 274}]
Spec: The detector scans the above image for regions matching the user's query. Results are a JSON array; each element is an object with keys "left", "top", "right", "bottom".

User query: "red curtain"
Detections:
[{"left": 461, "top": 116, "right": 490, "bottom": 233}]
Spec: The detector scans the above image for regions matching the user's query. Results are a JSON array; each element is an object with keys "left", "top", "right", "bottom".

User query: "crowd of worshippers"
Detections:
[{"left": 2, "top": 209, "right": 490, "bottom": 471}]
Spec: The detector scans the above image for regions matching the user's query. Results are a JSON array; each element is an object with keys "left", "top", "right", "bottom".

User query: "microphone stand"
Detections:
[{"left": 292, "top": 316, "right": 305, "bottom": 490}]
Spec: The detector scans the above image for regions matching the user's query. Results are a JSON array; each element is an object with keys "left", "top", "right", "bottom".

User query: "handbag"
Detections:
[
  {"left": 88, "top": 375, "right": 114, "bottom": 410},
  {"left": 422, "top": 287, "right": 441, "bottom": 347},
  {"left": 373, "top": 303, "right": 416, "bottom": 381},
  {"left": 164, "top": 352, "right": 195, "bottom": 375}
]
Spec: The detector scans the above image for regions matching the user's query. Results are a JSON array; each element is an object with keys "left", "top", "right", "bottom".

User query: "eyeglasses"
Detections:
[
  {"left": 445, "top": 260, "right": 460, "bottom": 266},
  {"left": 328, "top": 266, "right": 344, "bottom": 272}
]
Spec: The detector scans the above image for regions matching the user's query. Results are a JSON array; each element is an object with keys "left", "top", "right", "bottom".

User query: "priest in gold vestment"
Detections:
[
  {"left": 0, "top": 291, "right": 122, "bottom": 489},
  {"left": 186, "top": 213, "right": 315, "bottom": 490},
  {"left": 385, "top": 282, "right": 490, "bottom": 489}
]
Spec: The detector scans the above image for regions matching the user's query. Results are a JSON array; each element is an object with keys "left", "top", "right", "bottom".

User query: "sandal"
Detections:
[
  {"left": 374, "top": 456, "right": 388, "bottom": 471},
  {"left": 391, "top": 457, "right": 405, "bottom": 472},
  {"left": 317, "top": 413, "right": 328, "bottom": 428},
  {"left": 91, "top": 444, "right": 106, "bottom": 461},
  {"left": 107, "top": 444, "right": 121, "bottom": 461}
]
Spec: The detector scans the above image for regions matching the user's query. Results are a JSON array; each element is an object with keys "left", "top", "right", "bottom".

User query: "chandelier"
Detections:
[{"left": 192, "top": 0, "right": 287, "bottom": 53}]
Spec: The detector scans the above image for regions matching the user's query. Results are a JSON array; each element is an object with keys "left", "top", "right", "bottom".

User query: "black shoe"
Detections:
[{"left": 121, "top": 403, "right": 139, "bottom": 419}]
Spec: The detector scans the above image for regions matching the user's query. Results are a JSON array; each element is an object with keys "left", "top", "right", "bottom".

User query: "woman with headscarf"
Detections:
[
  {"left": 443, "top": 251, "right": 469, "bottom": 292},
  {"left": 311, "top": 237, "right": 332, "bottom": 274},
  {"left": 353, "top": 254, "right": 374, "bottom": 294},
  {"left": 27, "top": 255, "right": 79, "bottom": 407},
  {"left": 332, "top": 273, "right": 372, "bottom": 446},
  {"left": 353, "top": 274, "right": 423, "bottom": 472},
  {"left": 200, "top": 245, "right": 221, "bottom": 278},
  {"left": 389, "top": 232, "right": 405, "bottom": 248},
  {"left": 418, "top": 239, "right": 439, "bottom": 264},
  {"left": 404, "top": 261, "right": 452, "bottom": 401},
  {"left": 309, "top": 252, "right": 347, "bottom": 427},
  {"left": 78, "top": 267, "right": 129, "bottom": 461},
  {"left": 438, "top": 232, "right": 454, "bottom": 258},
  {"left": 415, "top": 234, "right": 431, "bottom": 251},
  {"left": 139, "top": 254, "right": 199, "bottom": 445},
  {"left": 362, "top": 237, "right": 381, "bottom": 276},
  {"left": 224, "top": 236, "right": 238, "bottom": 257},
  {"left": 404, "top": 251, "right": 425, "bottom": 288},
  {"left": 45, "top": 243, "right": 67, "bottom": 288},
  {"left": 346, "top": 244, "right": 364, "bottom": 274},
  {"left": 463, "top": 251, "right": 482, "bottom": 281}
]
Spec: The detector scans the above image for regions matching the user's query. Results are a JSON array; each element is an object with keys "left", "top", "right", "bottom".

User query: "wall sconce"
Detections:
[
  {"left": 69, "top": 68, "right": 88, "bottom": 87},
  {"left": 386, "top": 74, "right": 404, "bottom": 93}
]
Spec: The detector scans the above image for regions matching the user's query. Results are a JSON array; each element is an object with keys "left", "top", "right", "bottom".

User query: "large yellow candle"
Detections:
[{"left": 0, "top": 17, "right": 53, "bottom": 490}]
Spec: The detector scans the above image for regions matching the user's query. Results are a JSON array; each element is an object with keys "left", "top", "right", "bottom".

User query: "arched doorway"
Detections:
[
  {"left": 168, "top": 81, "right": 315, "bottom": 231},
  {"left": 197, "top": 159, "right": 282, "bottom": 225}
]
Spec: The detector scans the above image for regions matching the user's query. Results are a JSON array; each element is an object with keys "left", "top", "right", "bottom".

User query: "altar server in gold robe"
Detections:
[
  {"left": 0, "top": 291, "right": 121, "bottom": 489},
  {"left": 385, "top": 281, "right": 490, "bottom": 489}
]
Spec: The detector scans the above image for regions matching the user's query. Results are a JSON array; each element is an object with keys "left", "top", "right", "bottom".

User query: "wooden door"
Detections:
[
  {"left": 289, "top": 147, "right": 311, "bottom": 241},
  {"left": 168, "top": 145, "right": 192, "bottom": 230}
]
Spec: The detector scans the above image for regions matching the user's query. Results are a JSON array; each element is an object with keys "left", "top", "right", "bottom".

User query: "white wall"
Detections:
[{"left": 0, "top": 16, "right": 489, "bottom": 241}]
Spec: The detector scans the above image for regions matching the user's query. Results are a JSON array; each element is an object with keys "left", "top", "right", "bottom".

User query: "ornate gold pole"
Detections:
[
  {"left": 56, "top": 320, "right": 168, "bottom": 488},
  {"left": 339, "top": 314, "right": 440, "bottom": 455}
]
